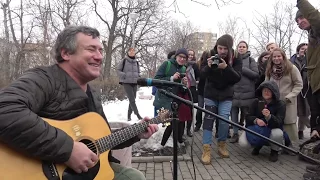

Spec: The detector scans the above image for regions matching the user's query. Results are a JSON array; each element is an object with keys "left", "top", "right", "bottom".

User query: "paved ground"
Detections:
[{"left": 132, "top": 129, "right": 313, "bottom": 180}]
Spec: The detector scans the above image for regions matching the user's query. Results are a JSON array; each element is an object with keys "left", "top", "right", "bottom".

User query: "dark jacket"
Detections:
[
  {"left": 202, "top": 47, "right": 242, "bottom": 101},
  {"left": 197, "top": 59, "right": 208, "bottom": 96},
  {"left": 0, "top": 64, "right": 139, "bottom": 163},
  {"left": 233, "top": 51, "right": 259, "bottom": 107},
  {"left": 297, "top": 0, "right": 320, "bottom": 93},
  {"left": 246, "top": 81, "right": 286, "bottom": 129},
  {"left": 290, "top": 54, "right": 311, "bottom": 117},
  {"left": 153, "top": 58, "right": 186, "bottom": 110},
  {"left": 255, "top": 60, "right": 268, "bottom": 90}
]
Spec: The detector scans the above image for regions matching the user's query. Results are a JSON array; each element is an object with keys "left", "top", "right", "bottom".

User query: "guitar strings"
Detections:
[{"left": 82, "top": 111, "right": 169, "bottom": 152}]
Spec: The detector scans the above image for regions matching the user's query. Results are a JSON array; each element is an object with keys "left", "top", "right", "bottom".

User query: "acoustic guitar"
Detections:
[{"left": 0, "top": 108, "right": 170, "bottom": 180}]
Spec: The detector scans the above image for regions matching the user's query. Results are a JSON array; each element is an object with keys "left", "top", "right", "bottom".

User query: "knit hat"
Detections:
[
  {"left": 295, "top": 10, "right": 303, "bottom": 22},
  {"left": 175, "top": 48, "right": 188, "bottom": 59},
  {"left": 216, "top": 34, "right": 234, "bottom": 49}
]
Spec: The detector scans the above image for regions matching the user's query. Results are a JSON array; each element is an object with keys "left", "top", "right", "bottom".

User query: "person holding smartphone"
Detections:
[{"left": 239, "top": 81, "right": 286, "bottom": 162}]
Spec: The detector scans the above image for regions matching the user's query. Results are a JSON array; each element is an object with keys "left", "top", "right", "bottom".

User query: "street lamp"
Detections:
[{"left": 129, "top": 12, "right": 138, "bottom": 48}]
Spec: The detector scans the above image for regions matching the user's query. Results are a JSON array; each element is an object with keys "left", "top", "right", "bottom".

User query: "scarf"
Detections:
[
  {"left": 271, "top": 64, "right": 284, "bottom": 80},
  {"left": 186, "top": 61, "right": 196, "bottom": 87}
]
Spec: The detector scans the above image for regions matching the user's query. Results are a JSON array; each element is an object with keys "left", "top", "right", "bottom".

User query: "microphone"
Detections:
[{"left": 137, "top": 78, "right": 184, "bottom": 87}]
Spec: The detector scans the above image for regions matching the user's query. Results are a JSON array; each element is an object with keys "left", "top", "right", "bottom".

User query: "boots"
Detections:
[
  {"left": 201, "top": 144, "right": 211, "bottom": 165},
  {"left": 194, "top": 126, "right": 200, "bottom": 132},
  {"left": 218, "top": 141, "right": 229, "bottom": 158},
  {"left": 298, "top": 131, "right": 304, "bottom": 139},
  {"left": 229, "top": 133, "right": 239, "bottom": 143},
  {"left": 269, "top": 150, "right": 279, "bottom": 162},
  {"left": 252, "top": 146, "right": 262, "bottom": 156}
]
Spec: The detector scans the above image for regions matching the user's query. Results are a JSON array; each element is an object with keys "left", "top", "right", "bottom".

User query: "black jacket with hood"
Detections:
[
  {"left": 201, "top": 46, "right": 242, "bottom": 101},
  {"left": 246, "top": 81, "right": 286, "bottom": 129}
]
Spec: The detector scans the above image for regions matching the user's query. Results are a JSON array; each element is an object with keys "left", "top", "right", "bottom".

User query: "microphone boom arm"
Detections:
[{"left": 158, "top": 88, "right": 320, "bottom": 165}]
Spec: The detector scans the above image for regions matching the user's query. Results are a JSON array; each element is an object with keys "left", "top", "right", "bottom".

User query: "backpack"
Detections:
[
  {"left": 152, "top": 61, "right": 186, "bottom": 94},
  {"left": 121, "top": 59, "right": 139, "bottom": 71},
  {"left": 165, "top": 60, "right": 186, "bottom": 76}
]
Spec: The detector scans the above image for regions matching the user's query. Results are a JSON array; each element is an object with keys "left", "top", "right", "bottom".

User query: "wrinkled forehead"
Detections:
[{"left": 77, "top": 34, "right": 103, "bottom": 49}]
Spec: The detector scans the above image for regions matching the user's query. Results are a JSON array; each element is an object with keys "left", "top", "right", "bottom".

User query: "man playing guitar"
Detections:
[{"left": 0, "top": 25, "right": 158, "bottom": 180}]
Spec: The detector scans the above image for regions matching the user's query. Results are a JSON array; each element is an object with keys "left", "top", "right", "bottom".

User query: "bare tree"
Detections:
[
  {"left": 92, "top": 0, "right": 129, "bottom": 79},
  {"left": 163, "top": 20, "right": 198, "bottom": 53},
  {"left": 3, "top": 0, "right": 36, "bottom": 79},
  {"left": 48, "top": 0, "right": 87, "bottom": 33},
  {"left": 251, "top": 1, "right": 298, "bottom": 57},
  {"left": 218, "top": 15, "right": 251, "bottom": 47},
  {"left": 93, "top": 0, "right": 168, "bottom": 78},
  {"left": 0, "top": 1, "right": 11, "bottom": 86},
  {"left": 168, "top": 0, "right": 241, "bottom": 15}
]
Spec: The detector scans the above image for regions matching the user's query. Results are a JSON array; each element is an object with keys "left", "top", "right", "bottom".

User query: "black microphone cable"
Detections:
[{"left": 184, "top": 86, "right": 197, "bottom": 180}]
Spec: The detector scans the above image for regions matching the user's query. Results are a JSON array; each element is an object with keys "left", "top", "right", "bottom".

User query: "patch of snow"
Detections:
[{"left": 103, "top": 87, "right": 173, "bottom": 151}]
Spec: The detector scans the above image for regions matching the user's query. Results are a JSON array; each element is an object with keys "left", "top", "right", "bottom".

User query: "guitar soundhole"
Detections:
[{"left": 62, "top": 139, "right": 100, "bottom": 180}]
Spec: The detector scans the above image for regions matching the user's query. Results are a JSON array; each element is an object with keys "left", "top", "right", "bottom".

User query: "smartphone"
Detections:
[{"left": 258, "top": 100, "right": 266, "bottom": 112}]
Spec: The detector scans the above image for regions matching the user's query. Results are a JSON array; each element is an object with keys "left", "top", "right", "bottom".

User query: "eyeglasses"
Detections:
[{"left": 178, "top": 55, "right": 187, "bottom": 59}]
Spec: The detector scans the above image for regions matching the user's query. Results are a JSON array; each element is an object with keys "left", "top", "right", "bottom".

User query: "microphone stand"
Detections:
[
  {"left": 158, "top": 89, "right": 320, "bottom": 165},
  {"left": 158, "top": 87, "right": 180, "bottom": 180}
]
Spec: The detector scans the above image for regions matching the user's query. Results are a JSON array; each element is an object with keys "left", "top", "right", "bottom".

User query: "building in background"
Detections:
[{"left": 187, "top": 32, "right": 217, "bottom": 57}]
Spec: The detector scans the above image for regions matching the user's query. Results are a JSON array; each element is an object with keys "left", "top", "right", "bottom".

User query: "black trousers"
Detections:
[
  {"left": 161, "top": 121, "right": 186, "bottom": 146},
  {"left": 306, "top": 88, "right": 320, "bottom": 131}
]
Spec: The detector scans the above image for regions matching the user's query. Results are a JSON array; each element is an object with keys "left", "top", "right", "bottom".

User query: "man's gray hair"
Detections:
[{"left": 53, "top": 25, "right": 100, "bottom": 63}]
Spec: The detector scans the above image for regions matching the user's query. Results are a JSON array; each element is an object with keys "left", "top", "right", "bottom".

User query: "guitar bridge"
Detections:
[{"left": 42, "top": 161, "right": 60, "bottom": 180}]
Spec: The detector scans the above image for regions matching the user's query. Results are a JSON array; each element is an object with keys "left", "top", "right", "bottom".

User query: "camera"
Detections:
[
  {"left": 180, "top": 73, "right": 186, "bottom": 79},
  {"left": 210, "top": 54, "right": 221, "bottom": 68}
]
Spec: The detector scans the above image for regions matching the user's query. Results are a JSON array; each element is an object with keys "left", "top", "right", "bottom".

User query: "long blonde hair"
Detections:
[{"left": 265, "top": 48, "right": 293, "bottom": 79}]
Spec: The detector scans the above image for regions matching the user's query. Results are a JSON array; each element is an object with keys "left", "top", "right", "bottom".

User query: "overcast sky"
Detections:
[{"left": 165, "top": 0, "right": 319, "bottom": 34}]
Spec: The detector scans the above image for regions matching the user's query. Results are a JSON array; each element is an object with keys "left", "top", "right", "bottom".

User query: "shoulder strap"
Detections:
[
  {"left": 165, "top": 60, "right": 186, "bottom": 76},
  {"left": 121, "top": 59, "right": 126, "bottom": 71},
  {"left": 165, "top": 61, "right": 171, "bottom": 76},
  {"left": 122, "top": 59, "right": 139, "bottom": 71},
  {"left": 181, "top": 65, "right": 186, "bottom": 73}
]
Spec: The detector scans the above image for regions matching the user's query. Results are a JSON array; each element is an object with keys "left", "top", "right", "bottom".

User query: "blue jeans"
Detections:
[{"left": 203, "top": 98, "right": 232, "bottom": 144}]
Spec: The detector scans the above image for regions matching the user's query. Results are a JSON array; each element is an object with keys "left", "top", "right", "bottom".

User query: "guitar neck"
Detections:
[{"left": 96, "top": 117, "right": 162, "bottom": 154}]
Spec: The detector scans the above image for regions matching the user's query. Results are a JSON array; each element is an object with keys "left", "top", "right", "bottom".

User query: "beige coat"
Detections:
[{"left": 265, "top": 65, "right": 303, "bottom": 125}]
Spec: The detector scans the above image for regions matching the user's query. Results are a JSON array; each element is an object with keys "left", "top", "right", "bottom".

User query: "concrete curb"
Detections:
[{"left": 132, "top": 154, "right": 192, "bottom": 163}]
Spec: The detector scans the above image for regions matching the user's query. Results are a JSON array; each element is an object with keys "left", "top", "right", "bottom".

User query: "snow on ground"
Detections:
[{"left": 103, "top": 87, "right": 173, "bottom": 151}]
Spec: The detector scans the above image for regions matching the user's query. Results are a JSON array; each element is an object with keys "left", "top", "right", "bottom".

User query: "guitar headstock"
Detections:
[{"left": 156, "top": 107, "right": 171, "bottom": 125}]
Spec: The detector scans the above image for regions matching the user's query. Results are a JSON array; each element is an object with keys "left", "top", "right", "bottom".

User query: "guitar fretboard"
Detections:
[{"left": 95, "top": 116, "right": 163, "bottom": 153}]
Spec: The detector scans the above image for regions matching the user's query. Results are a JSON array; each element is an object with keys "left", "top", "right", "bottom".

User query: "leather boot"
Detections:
[
  {"left": 269, "top": 150, "right": 279, "bottom": 162},
  {"left": 218, "top": 141, "right": 229, "bottom": 158},
  {"left": 201, "top": 144, "right": 211, "bottom": 165}
]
